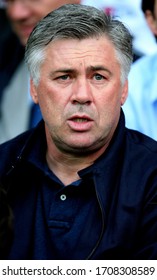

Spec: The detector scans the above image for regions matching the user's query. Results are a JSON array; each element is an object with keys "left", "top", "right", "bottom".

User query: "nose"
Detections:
[
  {"left": 71, "top": 78, "right": 93, "bottom": 105},
  {"left": 7, "top": 1, "right": 30, "bottom": 20}
]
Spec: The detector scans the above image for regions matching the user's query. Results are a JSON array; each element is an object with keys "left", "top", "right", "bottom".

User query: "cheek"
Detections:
[
  {"left": 37, "top": 87, "right": 64, "bottom": 122},
  {"left": 98, "top": 88, "right": 121, "bottom": 108},
  {"left": 38, "top": 80, "right": 71, "bottom": 110},
  {"left": 97, "top": 89, "right": 122, "bottom": 122}
]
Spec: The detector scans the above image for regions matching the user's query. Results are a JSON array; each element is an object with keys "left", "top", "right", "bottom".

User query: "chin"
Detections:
[{"left": 59, "top": 141, "right": 101, "bottom": 156}]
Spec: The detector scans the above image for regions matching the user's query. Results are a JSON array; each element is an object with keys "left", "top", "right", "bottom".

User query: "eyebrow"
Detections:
[
  {"left": 50, "top": 69, "right": 73, "bottom": 77},
  {"left": 88, "top": 66, "right": 112, "bottom": 75},
  {"left": 50, "top": 65, "right": 112, "bottom": 76}
]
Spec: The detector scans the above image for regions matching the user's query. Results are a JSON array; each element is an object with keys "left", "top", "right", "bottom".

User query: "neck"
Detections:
[
  {"left": 46, "top": 152, "right": 87, "bottom": 186},
  {"left": 45, "top": 129, "right": 108, "bottom": 186},
  {"left": 46, "top": 143, "right": 108, "bottom": 186}
]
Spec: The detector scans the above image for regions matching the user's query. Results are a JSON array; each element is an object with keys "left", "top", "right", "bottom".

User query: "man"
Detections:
[
  {"left": 0, "top": 0, "right": 80, "bottom": 143},
  {"left": 1, "top": 4, "right": 157, "bottom": 260},
  {"left": 123, "top": 0, "right": 157, "bottom": 140}
]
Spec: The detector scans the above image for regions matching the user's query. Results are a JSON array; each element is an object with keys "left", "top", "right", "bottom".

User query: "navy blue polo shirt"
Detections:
[{"left": 28, "top": 134, "right": 102, "bottom": 259}]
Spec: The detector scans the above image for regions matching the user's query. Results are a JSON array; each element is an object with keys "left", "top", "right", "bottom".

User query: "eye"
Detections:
[
  {"left": 58, "top": 74, "right": 70, "bottom": 80},
  {"left": 54, "top": 74, "right": 71, "bottom": 84},
  {"left": 94, "top": 73, "right": 104, "bottom": 80}
]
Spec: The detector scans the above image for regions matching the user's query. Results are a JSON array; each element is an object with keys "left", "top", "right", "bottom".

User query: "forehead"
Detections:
[
  {"left": 44, "top": 36, "right": 117, "bottom": 62},
  {"left": 40, "top": 37, "right": 121, "bottom": 75}
]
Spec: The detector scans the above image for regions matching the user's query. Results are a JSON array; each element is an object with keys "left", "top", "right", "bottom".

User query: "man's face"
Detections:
[
  {"left": 5, "top": 0, "right": 80, "bottom": 46},
  {"left": 30, "top": 37, "right": 128, "bottom": 155}
]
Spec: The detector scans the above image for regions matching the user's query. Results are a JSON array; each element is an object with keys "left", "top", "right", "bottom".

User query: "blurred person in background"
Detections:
[
  {"left": 0, "top": 0, "right": 80, "bottom": 144},
  {"left": 123, "top": 0, "right": 157, "bottom": 140},
  {"left": 0, "top": 4, "right": 24, "bottom": 102}
]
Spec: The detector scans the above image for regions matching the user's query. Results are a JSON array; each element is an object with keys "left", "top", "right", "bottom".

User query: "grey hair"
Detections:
[{"left": 25, "top": 4, "right": 133, "bottom": 86}]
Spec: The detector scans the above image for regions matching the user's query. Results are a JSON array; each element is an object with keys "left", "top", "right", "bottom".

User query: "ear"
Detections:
[
  {"left": 145, "top": 10, "right": 157, "bottom": 36},
  {"left": 121, "top": 80, "right": 128, "bottom": 106},
  {"left": 30, "top": 79, "right": 39, "bottom": 104}
]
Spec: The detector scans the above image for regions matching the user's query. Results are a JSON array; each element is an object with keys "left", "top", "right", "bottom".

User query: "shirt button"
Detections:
[{"left": 60, "top": 194, "right": 66, "bottom": 201}]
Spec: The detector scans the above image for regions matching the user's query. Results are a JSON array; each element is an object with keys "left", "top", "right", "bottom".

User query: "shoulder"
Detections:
[
  {"left": 0, "top": 129, "right": 34, "bottom": 174},
  {"left": 0, "top": 128, "right": 32, "bottom": 149},
  {"left": 123, "top": 129, "right": 157, "bottom": 198},
  {"left": 126, "top": 128, "right": 157, "bottom": 155}
]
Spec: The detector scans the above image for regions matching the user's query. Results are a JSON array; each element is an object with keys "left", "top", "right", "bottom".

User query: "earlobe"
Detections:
[
  {"left": 121, "top": 80, "right": 128, "bottom": 106},
  {"left": 30, "top": 79, "right": 39, "bottom": 104},
  {"left": 145, "top": 10, "right": 157, "bottom": 36}
]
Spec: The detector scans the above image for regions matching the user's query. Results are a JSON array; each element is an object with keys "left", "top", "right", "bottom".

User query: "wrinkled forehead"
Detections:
[{"left": 41, "top": 37, "right": 119, "bottom": 72}]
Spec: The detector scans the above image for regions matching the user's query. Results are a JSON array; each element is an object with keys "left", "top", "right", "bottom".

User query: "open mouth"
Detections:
[
  {"left": 67, "top": 116, "right": 93, "bottom": 131},
  {"left": 72, "top": 118, "right": 89, "bottom": 122}
]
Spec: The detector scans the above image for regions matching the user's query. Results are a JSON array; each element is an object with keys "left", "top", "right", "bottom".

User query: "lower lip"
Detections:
[{"left": 67, "top": 120, "right": 93, "bottom": 131}]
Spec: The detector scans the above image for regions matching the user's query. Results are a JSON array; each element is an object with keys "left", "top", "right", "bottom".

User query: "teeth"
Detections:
[{"left": 74, "top": 118, "right": 88, "bottom": 122}]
